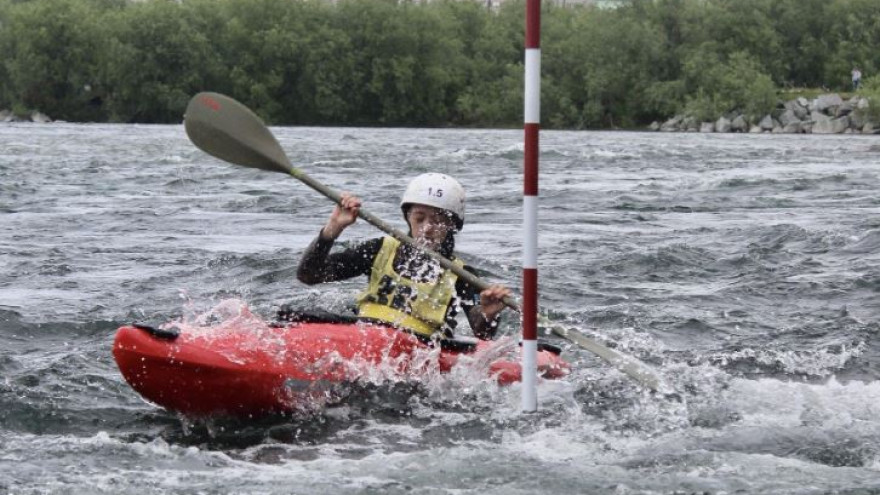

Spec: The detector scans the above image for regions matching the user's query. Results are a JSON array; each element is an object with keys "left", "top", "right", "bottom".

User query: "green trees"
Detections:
[
  {"left": 100, "top": 0, "right": 224, "bottom": 122},
  {"left": 859, "top": 75, "right": 880, "bottom": 121},
  {"left": 681, "top": 48, "right": 776, "bottom": 121},
  {"left": 544, "top": 5, "right": 670, "bottom": 127},
  {"left": 825, "top": 0, "right": 880, "bottom": 89},
  {"left": 0, "top": 0, "right": 10, "bottom": 110},
  {"left": 0, "top": 0, "right": 877, "bottom": 127},
  {"left": 1, "top": 0, "right": 109, "bottom": 120},
  {"left": 769, "top": 0, "right": 829, "bottom": 88},
  {"left": 453, "top": 0, "right": 523, "bottom": 125},
  {"left": 335, "top": 0, "right": 465, "bottom": 125}
]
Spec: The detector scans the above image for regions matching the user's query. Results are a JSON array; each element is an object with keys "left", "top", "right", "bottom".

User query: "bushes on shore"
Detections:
[{"left": 1, "top": 0, "right": 879, "bottom": 128}]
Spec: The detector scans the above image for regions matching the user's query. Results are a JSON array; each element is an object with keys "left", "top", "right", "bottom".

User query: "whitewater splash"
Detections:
[{"left": 147, "top": 299, "right": 568, "bottom": 416}]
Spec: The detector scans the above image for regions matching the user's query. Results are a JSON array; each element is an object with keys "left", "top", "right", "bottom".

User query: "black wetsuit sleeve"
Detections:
[
  {"left": 297, "top": 233, "right": 383, "bottom": 284},
  {"left": 455, "top": 265, "right": 501, "bottom": 340}
]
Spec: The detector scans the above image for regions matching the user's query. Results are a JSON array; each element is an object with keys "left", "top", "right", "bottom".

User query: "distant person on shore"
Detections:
[{"left": 852, "top": 67, "right": 862, "bottom": 91}]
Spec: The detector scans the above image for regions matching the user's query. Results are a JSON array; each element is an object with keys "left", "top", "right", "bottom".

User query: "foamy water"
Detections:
[{"left": 2, "top": 124, "right": 880, "bottom": 493}]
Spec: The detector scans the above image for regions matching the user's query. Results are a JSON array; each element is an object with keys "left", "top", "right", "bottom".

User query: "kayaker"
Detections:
[{"left": 297, "top": 173, "right": 512, "bottom": 341}]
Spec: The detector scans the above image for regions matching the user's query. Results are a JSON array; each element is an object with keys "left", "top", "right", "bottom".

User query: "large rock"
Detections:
[
  {"left": 758, "top": 114, "right": 776, "bottom": 131},
  {"left": 30, "top": 111, "right": 51, "bottom": 123},
  {"left": 835, "top": 101, "right": 854, "bottom": 117},
  {"left": 812, "top": 113, "right": 849, "bottom": 134},
  {"left": 784, "top": 100, "right": 809, "bottom": 120},
  {"left": 648, "top": 121, "right": 661, "bottom": 131},
  {"left": 731, "top": 115, "right": 748, "bottom": 132},
  {"left": 715, "top": 116, "right": 732, "bottom": 133},
  {"left": 700, "top": 122, "right": 715, "bottom": 133},
  {"left": 778, "top": 109, "right": 801, "bottom": 127},
  {"left": 660, "top": 115, "right": 682, "bottom": 132},
  {"left": 850, "top": 111, "right": 868, "bottom": 130},
  {"left": 782, "top": 122, "right": 802, "bottom": 134},
  {"left": 0, "top": 109, "right": 12, "bottom": 123},
  {"left": 811, "top": 93, "right": 844, "bottom": 113}
]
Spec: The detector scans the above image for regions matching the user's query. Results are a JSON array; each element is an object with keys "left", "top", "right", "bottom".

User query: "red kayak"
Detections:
[{"left": 113, "top": 305, "right": 569, "bottom": 418}]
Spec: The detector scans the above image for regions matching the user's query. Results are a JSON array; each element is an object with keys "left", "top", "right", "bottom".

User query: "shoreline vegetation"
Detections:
[{"left": 1, "top": 0, "right": 879, "bottom": 131}]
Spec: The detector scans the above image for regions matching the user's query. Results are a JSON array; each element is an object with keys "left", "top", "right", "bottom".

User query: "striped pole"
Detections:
[{"left": 522, "top": 0, "right": 540, "bottom": 412}]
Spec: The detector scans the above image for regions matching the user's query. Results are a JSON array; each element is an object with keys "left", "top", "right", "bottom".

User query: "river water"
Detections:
[{"left": 2, "top": 123, "right": 880, "bottom": 494}]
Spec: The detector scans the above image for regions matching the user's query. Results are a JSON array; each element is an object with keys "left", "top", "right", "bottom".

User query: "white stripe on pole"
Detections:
[
  {"left": 521, "top": 339, "right": 538, "bottom": 410},
  {"left": 523, "top": 195, "right": 538, "bottom": 269},
  {"left": 524, "top": 49, "right": 541, "bottom": 124}
]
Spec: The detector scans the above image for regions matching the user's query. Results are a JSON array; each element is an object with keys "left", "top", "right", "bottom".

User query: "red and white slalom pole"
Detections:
[{"left": 522, "top": 0, "right": 541, "bottom": 412}]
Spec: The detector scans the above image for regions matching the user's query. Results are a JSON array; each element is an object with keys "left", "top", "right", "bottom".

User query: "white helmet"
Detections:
[{"left": 400, "top": 173, "right": 466, "bottom": 230}]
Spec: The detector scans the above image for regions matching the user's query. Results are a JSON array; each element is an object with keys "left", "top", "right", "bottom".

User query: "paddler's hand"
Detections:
[
  {"left": 321, "top": 192, "right": 361, "bottom": 240},
  {"left": 479, "top": 284, "right": 512, "bottom": 321}
]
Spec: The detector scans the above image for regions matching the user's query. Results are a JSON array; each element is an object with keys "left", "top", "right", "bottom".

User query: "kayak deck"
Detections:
[{"left": 113, "top": 319, "right": 569, "bottom": 418}]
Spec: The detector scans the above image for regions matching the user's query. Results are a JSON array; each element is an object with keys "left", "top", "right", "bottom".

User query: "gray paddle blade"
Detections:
[{"left": 184, "top": 92, "right": 292, "bottom": 174}]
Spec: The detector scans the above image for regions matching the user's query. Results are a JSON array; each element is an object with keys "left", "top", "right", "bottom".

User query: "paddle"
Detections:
[{"left": 183, "top": 92, "right": 665, "bottom": 392}]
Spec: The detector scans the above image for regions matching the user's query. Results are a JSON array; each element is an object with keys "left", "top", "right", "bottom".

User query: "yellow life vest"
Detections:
[{"left": 357, "top": 237, "right": 462, "bottom": 338}]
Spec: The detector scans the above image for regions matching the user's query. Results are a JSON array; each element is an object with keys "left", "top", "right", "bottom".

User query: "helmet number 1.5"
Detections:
[{"left": 427, "top": 188, "right": 443, "bottom": 198}]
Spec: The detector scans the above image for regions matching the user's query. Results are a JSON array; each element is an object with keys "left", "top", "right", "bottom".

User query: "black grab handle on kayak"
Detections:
[
  {"left": 133, "top": 323, "right": 180, "bottom": 341},
  {"left": 438, "top": 338, "right": 478, "bottom": 353},
  {"left": 536, "top": 341, "right": 563, "bottom": 355}
]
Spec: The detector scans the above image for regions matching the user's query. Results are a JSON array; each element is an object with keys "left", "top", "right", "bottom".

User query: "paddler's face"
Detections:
[{"left": 406, "top": 204, "right": 456, "bottom": 248}]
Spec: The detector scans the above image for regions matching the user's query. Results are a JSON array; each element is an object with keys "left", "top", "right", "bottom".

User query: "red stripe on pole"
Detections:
[
  {"left": 524, "top": 123, "right": 539, "bottom": 196},
  {"left": 526, "top": 0, "right": 540, "bottom": 48},
  {"left": 522, "top": 268, "right": 538, "bottom": 340}
]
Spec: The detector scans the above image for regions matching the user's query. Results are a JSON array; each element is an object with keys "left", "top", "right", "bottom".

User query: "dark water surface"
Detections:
[{"left": 2, "top": 123, "right": 880, "bottom": 494}]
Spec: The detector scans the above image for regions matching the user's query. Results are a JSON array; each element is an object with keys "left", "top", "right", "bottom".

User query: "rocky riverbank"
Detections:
[
  {"left": 0, "top": 109, "right": 52, "bottom": 123},
  {"left": 650, "top": 93, "right": 878, "bottom": 134}
]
